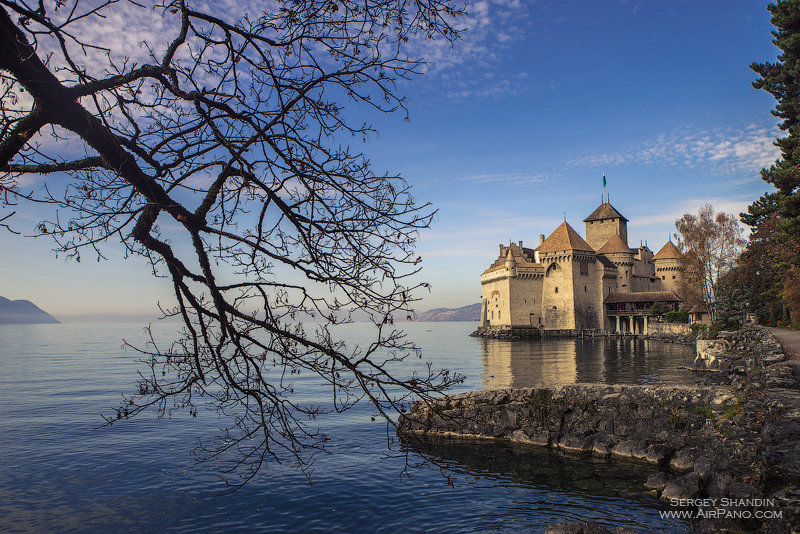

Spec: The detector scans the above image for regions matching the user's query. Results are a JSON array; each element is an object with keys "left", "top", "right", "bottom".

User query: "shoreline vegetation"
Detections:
[{"left": 398, "top": 326, "right": 800, "bottom": 533}]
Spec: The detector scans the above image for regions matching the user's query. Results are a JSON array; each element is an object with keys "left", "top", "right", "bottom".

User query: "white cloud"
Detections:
[{"left": 571, "top": 123, "right": 781, "bottom": 176}]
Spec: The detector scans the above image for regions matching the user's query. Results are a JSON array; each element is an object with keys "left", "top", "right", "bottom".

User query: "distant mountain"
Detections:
[
  {"left": 415, "top": 303, "right": 481, "bottom": 322},
  {"left": 0, "top": 297, "right": 60, "bottom": 324}
]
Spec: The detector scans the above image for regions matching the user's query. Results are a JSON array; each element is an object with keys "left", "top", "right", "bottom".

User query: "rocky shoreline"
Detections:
[{"left": 397, "top": 326, "right": 800, "bottom": 533}]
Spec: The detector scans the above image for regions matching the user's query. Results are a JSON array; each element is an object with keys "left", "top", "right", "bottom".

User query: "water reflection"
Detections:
[
  {"left": 480, "top": 336, "right": 700, "bottom": 389},
  {"left": 405, "top": 434, "right": 689, "bottom": 533}
]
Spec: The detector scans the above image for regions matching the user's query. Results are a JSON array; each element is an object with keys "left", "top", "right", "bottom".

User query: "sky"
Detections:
[{"left": 0, "top": 0, "right": 786, "bottom": 320}]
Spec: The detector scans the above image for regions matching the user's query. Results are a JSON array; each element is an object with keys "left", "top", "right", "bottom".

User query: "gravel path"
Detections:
[{"left": 766, "top": 326, "right": 800, "bottom": 388}]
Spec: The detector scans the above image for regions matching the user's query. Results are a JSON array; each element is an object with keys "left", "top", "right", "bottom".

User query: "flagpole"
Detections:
[{"left": 602, "top": 171, "right": 606, "bottom": 203}]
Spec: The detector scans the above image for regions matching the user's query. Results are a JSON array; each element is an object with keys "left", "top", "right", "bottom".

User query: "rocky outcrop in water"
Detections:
[
  {"left": 469, "top": 325, "right": 542, "bottom": 339},
  {"left": 398, "top": 326, "right": 800, "bottom": 533}
]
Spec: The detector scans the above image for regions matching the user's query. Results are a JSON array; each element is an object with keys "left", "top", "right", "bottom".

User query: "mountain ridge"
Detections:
[
  {"left": 0, "top": 296, "right": 60, "bottom": 324},
  {"left": 414, "top": 303, "right": 480, "bottom": 322}
]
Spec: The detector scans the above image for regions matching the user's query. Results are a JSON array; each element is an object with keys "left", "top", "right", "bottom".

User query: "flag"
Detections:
[{"left": 602, "top": 172, "right": 606, "bottom": 188}]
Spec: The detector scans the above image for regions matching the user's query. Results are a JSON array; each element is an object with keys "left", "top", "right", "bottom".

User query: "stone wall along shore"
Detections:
[{"left": 397, "top": 326, "right": 800, "bottom": 534}]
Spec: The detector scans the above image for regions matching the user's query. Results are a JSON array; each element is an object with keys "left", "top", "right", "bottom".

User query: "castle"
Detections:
[{"left": 479, "top": 200, "right": 686, "bottom": 335}]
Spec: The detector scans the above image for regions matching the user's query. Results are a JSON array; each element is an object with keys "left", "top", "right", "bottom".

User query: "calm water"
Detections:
[{"left": 0, "top": 322, "right": 695, "bottom": 533}]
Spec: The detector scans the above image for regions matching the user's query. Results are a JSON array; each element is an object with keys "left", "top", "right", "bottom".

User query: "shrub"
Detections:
[
  {"left": 665, "top": 310, "right": 689, "bottom": 323},
  {"left": 707, "top": 323, "right": 723, "bottom": 339},
  {"left": 690, "top": 324, "right": 707, "bottom": 335}
]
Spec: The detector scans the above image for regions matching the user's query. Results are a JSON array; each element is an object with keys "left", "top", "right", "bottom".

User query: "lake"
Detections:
[{"left": 0, "top": 322, "right": 696, "bottom": 533}]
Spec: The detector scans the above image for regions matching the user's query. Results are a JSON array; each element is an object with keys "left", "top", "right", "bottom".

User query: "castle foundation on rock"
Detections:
[{"left": 478, "top": 200, "right": 687, "bottom": 336}]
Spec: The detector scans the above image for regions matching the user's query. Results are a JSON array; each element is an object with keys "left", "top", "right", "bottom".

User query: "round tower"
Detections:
[
  {"left": 505, "top": 249, "right": 517, "bottom": 278},
  {"left": 596, "top": 234, "right": 635, "bottom": 293},
  {"left": 653, "top": 240, "right": 684, "bottom": 297}
]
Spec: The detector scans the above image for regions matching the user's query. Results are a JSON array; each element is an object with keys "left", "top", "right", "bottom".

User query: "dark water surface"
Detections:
[{"left": 0, "top": 322, "right": 695, "bottom": 533}]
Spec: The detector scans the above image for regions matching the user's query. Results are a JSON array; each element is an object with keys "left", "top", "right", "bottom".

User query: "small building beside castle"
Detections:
[{"left": 479, "top": 200, "right": 686, "bottom": 335}]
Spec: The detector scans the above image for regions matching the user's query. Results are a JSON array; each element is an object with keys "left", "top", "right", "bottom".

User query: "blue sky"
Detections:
[{"left": 0, "top": 0, "right": 785, "bottom": 319}]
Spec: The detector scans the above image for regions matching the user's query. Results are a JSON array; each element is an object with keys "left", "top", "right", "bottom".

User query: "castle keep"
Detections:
[{"left": 479, "top": 201, "right": 685, "bottom": 335}]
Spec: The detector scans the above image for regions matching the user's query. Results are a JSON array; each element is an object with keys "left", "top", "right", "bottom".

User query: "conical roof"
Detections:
[
  {"left": 535, "top": 222, "right": 594, "bottom": 253},
  {"left": 505, "top": 249, "right": 516, "bottom": 264},
  {"left": 583, "top": 202, "right": 628, "bottom": 223},
  {"left": 653, "top": 240, "right": 683, "bottom": 260},
  {"left": 596, "top": 233, "right": 635, "bottom": 255}
]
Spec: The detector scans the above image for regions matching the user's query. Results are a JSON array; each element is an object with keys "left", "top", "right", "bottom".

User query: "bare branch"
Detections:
[{"left": 0, "top": 0, "right": 467, "bottom": 487}]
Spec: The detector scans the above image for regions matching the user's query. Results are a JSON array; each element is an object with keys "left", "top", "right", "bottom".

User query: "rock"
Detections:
[
  {"left": 659, "top": 472, "right": 702, "bottom": 503},
  {"left": 769, "top": 486, "right": 800, "bottom": 534},
  {"left": 670, "top": 446, "right": 701, "bottom": 471},
  {"left": 612, "top": 440, "right": 648, "bottom": 460},
  {"left": 644, "top": 471, "right": 672, "bottom": 491},
  {"left": 592, "top": 433, "right": 617, "bottom": 457},
  {"left": 645, "top": 444, "right": 673, "bottom": 466}
]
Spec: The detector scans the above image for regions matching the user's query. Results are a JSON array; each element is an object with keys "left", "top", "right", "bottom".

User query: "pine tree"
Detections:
[{"left": 751, "top": 0, "right": 800, "bottom": 236}]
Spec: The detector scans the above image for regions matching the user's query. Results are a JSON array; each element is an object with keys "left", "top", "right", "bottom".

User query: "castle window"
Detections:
[
  {"left": 585, "top": 286, "right": 587, "bottom": 292},
  {"left": 662, "top": 276, "right": 665, "bottom": 280},
  {"left": 672, "top": 275, "right": 676, "bottom": 280},
  {"left": 499, "top": 311, "right": 501, "bottom": 319},
  {"left": 555, "top": 287, "right": 558, "bottom": 293}
]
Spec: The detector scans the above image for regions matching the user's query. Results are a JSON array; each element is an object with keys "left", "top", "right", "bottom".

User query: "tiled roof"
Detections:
[
  {"left": 535, "top": 222, "right": 594, "bottom": 253},
  {"left": 596, "top": 256, "right": 618, "bottom": 269},
  {"left": 482, "top": 244, "right": 537, "bottom": 274},
  {"left": 596, "top": 233, "right": 635, "bottom": 255},
  {"left": 653, "top": 240, "right": 683, "bottom": 260},
  {"left": 604, "top": 291, "right": 682, "bottom": 304},
  {"left": 583, "top": 203, "right": 629, "bottom": 223}
]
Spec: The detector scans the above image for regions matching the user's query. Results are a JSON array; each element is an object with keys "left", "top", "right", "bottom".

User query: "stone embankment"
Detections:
[
  {"left": 646, "top": 322, "right": 695, "bottom": 345},
  {"left": 397, "top": 326, "right": 800, "bottom": 534}
]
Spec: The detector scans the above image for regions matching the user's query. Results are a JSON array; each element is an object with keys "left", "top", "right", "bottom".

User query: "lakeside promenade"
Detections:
[{"left": 767, "top": 327, "right": 800, "bottom": 388}]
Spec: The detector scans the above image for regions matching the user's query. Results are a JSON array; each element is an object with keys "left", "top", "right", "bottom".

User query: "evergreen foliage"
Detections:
[
  {"left": 751, "top": 0, "right": 800, "bottom": 235},
  {"left": 745, "top": 0, "right": 800, "bottom": 325},
  {"left": 665, "top": 310, "right": 689, "bottom": 323},
  {"left": 648, "top": 301, "right": 670, "bottom": 318},
  {"left": 714, "top": 270, "right": 749, "bottom": 328}
]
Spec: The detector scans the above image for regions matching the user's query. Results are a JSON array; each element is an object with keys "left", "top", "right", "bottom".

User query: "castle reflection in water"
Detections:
[{"left": 479, "top": 337, "right": 700, "bottom": 390}]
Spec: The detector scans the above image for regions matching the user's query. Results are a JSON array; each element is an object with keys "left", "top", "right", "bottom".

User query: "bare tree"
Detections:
[
  {"left": 0, "top": 0, "right": 466, "bottom": 488},
  {"left": 674, "top": 205, "right": 746, "bottom": 324}
]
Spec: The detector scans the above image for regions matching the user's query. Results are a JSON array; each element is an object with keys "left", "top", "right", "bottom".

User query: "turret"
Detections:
[
  {"left": 653, "top": 240, "right": 685, "bottom": 297},
  {"left": 505, "top": 249, "right": 517, "bottom": 277}
]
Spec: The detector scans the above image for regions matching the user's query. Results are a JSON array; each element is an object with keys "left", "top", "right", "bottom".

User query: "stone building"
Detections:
[{"left": 479, "top": 200, "right": 685, "bottom": 334}]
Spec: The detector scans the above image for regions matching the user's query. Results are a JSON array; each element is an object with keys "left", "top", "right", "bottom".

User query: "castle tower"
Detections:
[
  {"left": 653, "top": 240, "right": 684, "bottom": 298},
  {"left": 535, "top": 222, "right": 602, "bottom": 331},
  {"left": 583, "top": 202, "right": 629, "bottom": 252},
  {"left": 596, "top": 234, "right": 635, "bottom": 293},
  {"left": 480, "top": 242, "right": 544, "bottom": 328}
]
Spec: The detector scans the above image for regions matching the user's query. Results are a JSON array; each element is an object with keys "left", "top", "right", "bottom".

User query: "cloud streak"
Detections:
[{"left": 572, "top": 123, "right": 781, "bottom": 176}]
